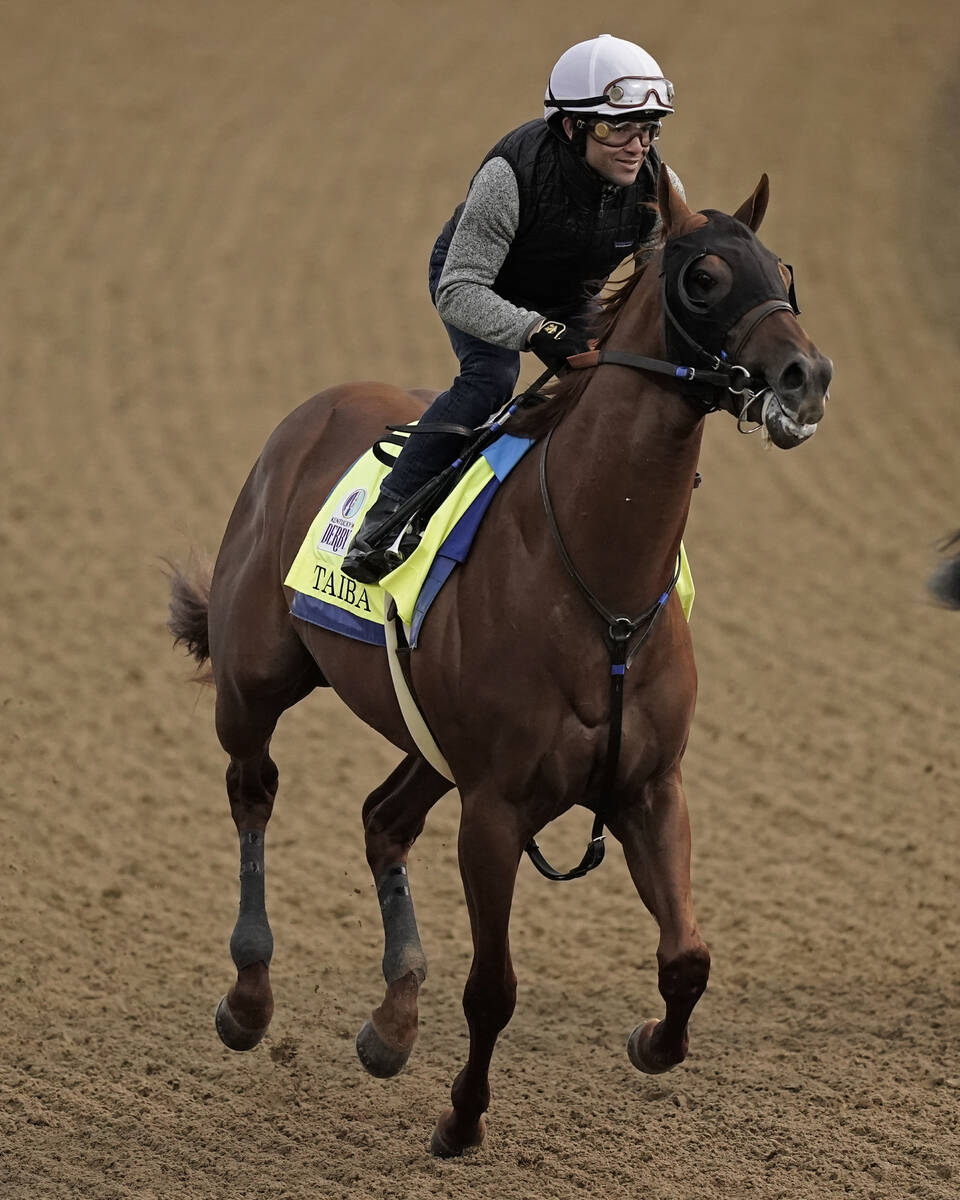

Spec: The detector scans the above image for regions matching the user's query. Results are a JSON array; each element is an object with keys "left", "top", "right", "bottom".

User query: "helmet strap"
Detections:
[
  {"left": 569, "top": 117, "right": 589, "bottom": 157},
  {"left": 547, "top": 82, "right": 591, "bottom": 157}
]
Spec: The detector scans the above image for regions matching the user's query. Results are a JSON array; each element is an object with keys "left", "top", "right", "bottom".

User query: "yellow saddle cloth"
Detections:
[{"left": 284, "top": 431, "right": 694, "bottom": 647}]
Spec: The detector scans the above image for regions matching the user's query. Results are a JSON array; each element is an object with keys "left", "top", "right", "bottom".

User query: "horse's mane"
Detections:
[{"left": 509, "top": 246, "right": 660, "bottom": 440}]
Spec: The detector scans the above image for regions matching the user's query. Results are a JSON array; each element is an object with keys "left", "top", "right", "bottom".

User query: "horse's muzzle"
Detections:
[{"left": 762, "top": 352, "right": 833, "bottom": 449}]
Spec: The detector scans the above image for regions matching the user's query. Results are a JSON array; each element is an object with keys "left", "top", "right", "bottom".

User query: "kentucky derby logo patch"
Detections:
[
  {"left": 341, "top": 488, "right": 366, "bottom": 520},
  {"left": 315, "top": 487, "right": 366, "bottom": 557}
]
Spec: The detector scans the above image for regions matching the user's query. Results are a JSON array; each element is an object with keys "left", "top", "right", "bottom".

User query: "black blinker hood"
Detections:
[{"left": 662, "top": 211, "right": 792, "bottom": 361}]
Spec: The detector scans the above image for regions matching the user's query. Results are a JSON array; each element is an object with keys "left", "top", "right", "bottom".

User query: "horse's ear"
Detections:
[
  {"left": 657, "top": 163, "right": 692, "bottom": 236},
  {"left": 732, "top": 174, "right": 770, "bottom": 231}
]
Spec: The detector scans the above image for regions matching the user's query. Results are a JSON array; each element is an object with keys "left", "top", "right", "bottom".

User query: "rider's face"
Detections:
[{"left": 563, "top": 116, "right": 653, "bottom": 187}]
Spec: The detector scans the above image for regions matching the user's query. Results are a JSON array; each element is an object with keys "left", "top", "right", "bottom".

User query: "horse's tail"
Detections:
[
  {"left": 927, "top": 530, "right": 960, "bottom": 610},
  {"left": 167, "top": 550, "right": 214, "bottom": 677}
]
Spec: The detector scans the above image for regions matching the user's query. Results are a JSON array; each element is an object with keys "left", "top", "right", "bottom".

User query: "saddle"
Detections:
[{"left": 284, "top": 424, "right": 544, "bottom": 647}]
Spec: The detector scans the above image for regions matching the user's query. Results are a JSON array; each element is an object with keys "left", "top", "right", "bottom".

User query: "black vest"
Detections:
[{"left": 440, "top": 119, "right": 661, "bottom": 320}]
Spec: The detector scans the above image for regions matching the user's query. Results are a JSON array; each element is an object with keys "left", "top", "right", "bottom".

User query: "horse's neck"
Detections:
[{"left": 545, "top": 284, "right": 705, "bottom": 612}]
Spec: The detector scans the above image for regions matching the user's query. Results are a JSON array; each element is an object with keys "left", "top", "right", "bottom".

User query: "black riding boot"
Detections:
[{"left": 341, "top": 492, "right": 417, "bottom": 584}]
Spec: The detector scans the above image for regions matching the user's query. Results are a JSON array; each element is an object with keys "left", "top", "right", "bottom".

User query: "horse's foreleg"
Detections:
[
  {"left": 431, "top": 798, "right": 524, "bottom": 1158},
  {"left": 356, "top": 754, "right": 452, "bottom": 1078},
  {"left": 612, "top": 771, "right": 710, "bottom": 1075}
]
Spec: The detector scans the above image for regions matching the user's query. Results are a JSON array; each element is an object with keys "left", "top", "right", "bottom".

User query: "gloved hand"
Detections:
[{"left": 527, "top": 320, "right": 588, "bottom": 371}]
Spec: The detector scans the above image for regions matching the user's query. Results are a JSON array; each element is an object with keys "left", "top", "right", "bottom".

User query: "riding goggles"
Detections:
[
  {"left": 579, "top": 117, "right": 662, "bottom": 146},
  {"left": 551, "top": 75, "right": 675, "bottom": 113},
  {"left": 603, "top": 75, "right": 675, "bottom": 110}
]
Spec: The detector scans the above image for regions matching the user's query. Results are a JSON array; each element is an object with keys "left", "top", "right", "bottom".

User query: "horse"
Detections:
[
  {"left": 167, "top": 168, "right": 832, "bottom": 1157},
  {"left": 928, "top": 531, "right": 960, "bottom": 608}
]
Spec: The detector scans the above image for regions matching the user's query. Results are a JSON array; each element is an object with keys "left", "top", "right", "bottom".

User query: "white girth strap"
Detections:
[{"left": 382, "top": 595, "right": 454, "bottom": 782}]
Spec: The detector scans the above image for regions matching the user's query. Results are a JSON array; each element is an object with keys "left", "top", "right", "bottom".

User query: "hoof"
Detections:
[
  {"left": 627, "top": 1019, "right": 684, "bottom": 1074},
  {"left": 355, "top": 1019, "right": 412, "bottom": 1079},
  {"left": 429, "top": 1109, "right": 486, "bottom": 1158},
  {"left": 215, "top": 994, "right": 267, "bottom": 1052}
]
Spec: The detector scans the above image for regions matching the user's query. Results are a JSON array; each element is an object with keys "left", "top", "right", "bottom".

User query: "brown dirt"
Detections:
[{"left": 2, "top": 2, "right": 958, "bottom": 1197}]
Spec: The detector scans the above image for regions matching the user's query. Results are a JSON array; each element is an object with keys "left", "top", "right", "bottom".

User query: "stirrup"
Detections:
[
  {"left": 341, "top": 511, "right": 423, "bottom": 584},
  {"left": 341, "top": 542, "right": 402, "bottom": 584}
]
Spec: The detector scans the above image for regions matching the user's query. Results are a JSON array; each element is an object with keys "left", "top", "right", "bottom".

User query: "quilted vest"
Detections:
[{"left": 440, "top": 119, "right": 661, "bottom": 318}]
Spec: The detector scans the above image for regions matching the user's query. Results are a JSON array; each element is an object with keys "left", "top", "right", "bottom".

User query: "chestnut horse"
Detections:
[{"left": 168, "top": 170, "right": 832, "bottom": 1156}]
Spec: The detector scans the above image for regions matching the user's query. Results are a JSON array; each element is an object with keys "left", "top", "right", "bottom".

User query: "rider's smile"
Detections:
[
  {"left": 588, "top": 137, "right": 648, "bottom": 186},
  {"left": 561, "top": 117, "right": 652, "bottom": 187}
]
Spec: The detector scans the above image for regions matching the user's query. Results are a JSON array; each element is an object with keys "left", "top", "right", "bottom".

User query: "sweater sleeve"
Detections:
[{"left": 434, "top": 157, "right": 544, "bottom": 350}]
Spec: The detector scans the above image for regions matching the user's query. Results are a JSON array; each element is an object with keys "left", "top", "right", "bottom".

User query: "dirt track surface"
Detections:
[{"left": 3, "top": 2, "right": 959, "bottom": 1196}]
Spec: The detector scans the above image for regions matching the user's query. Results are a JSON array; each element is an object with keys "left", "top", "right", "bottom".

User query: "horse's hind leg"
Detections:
[
  {"left": 356, "top": 754, "right": 453, "bottom": 1078},
  {"left": 612, "top": 769, "right": 711, "bottom": 1074},
  {"left": 430, "top": 795, "right": 525, "bottom": 1157},
  {"left": 213, "top": 650, "right": 320, "bottom": 1052}
]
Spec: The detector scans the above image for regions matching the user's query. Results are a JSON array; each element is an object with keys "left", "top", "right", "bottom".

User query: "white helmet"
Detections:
[{"left": 544, "top": 34, "right": 675, "bottom": 124}]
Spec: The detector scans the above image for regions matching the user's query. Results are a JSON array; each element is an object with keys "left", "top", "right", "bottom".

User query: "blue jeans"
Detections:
[{"left": 381, "top": 235, "right": 521, "bottom": 502}]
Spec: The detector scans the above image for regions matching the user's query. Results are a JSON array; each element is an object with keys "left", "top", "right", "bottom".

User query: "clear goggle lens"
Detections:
[
  {"left": 584, "top": 118, "right": 662, "bottom": 147},
  {"left": 603, "top": 76, "right": 675, "bottom": 110}
]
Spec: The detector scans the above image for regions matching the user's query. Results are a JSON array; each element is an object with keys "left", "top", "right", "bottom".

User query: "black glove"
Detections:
[{"left": 527, "top": 320, "right": 588, "bottom": 371}]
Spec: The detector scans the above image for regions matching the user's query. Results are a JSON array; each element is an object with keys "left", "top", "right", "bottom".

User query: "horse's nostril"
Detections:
[{"left": 779, "top": 360, "right": 807, "bottom": 394}]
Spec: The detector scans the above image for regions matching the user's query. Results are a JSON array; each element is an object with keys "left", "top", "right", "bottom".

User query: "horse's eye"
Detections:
[{"left": 691, "top": 271, "right": 715, "bottom": 289}]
